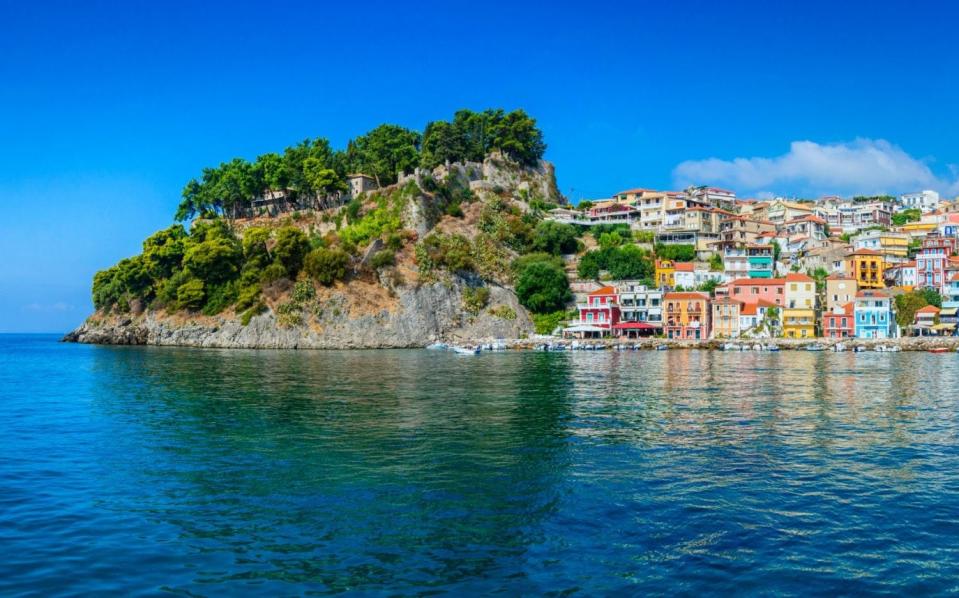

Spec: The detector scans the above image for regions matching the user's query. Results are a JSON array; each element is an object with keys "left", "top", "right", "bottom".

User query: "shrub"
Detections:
[
  {"left": 290, "top": 280, "right": 316, "bottom": 305},
  {"left": 515, "top": 259, "right": 571, "bottom": 313},
  {"left": 260, "top": 263, "right": 288, "bottom": 285},
  {"left": 202, "top": 280, "right": 239, "bottom": 315},
  {"left": 176, "top": 278, "right": 205, "bottom": 311},
  {"left": 370, "top": 250, "right": 396, "bottom": 269},
  {"left": 183, "top": 238, "right": 242, "bottom": 285},
  {"left": 273, "top": 227, "right": 311, "bottom": 277},
  {"left": 275, "top": 301, "right": 302, "bottom": 327},
  {"left": 655, "top": 243, "right": 696, "bottom": 262},
  {"left": 489, "top": 305, "right": 517, "bottom": 320},
  {"left": 240, "top": 302, "right": 266, "bottom": 326},
  {"left": 462, "top": 286, "right": 491, "bottom": 314},
  {"left": 532, "top": 310, "right": 568, "bottom": 335},
  {"left": 530, "top": 221, "right": 579, "bottom": 255},
  {"left": 235, "top": 284, "right": 261, "bottom": 312},
  {"left": 305, "top": 247, "right": 349, "bottom": 285}
]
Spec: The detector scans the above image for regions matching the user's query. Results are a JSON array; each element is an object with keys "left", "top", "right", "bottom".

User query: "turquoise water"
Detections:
[{"left": 3, "top": 335, "right": 959, "bottom": 595}]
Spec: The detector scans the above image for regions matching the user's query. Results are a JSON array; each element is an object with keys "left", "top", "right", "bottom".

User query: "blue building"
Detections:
[{"left": 854, "top": 289, "right": 896, "bottom": 339}]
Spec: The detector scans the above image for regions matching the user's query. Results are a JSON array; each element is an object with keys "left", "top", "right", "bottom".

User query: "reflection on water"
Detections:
[{"left": 2, "top": 337, "right": 959, "bottom": 594}]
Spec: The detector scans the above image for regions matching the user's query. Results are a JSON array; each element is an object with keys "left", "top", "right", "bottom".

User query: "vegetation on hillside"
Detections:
[{"left": 174, "top": 108, "right": 547, "bottom": 221}]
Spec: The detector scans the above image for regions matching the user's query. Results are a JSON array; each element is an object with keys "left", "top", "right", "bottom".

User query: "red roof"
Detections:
[
  {"left": 849, "top": 248, "right": 882, "bottom": 256},
  {"left": 589, "top": 285, "right": 617, "bottom": 296},
  {"left": 784, "top": 273, "right": 814, "bottom": 282},
  {"left": 673, "top": 262, "right": 695, "bottom": 272},
  {"left": 916, "top": 305, "right": 941, "bottom": 314},
  {"left": 739, "top": 299, "right": 776, "bottom": 315}
]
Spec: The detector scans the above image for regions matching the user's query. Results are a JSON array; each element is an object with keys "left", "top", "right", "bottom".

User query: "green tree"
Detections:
[
  {"left": 892, "top": 208, "right": 922, "bottom": 226},
  {"left": 142, "top": 225, "right": 188, "bottom": 279},
  {"left": 708, "top": 253, "right": 724, "bottom": 272},
  {"left": 577, "top": 250, "right": 603, "bottom": 279},
  {"left": 303, "top": 159, "right": 346, "bottom": 196},
  {"left": 530, "top": 221, "right": 579, "bottom": 255},
  {"left": 183, "top": 238, "right": 242, "bottom": 285},
  {"left": 273, "top": 227, "right": 311, "bottom": 276},
  {"left": 606, "top": 245, "right": 653, "bottom": 280},
  {"left": 176, "top": 278, "right": 205, "bottom": 311},
  {"left": 895, "top": 291, "right": 930, "bottom": 328},
  {"left": 654, "top": 243, "right": 696, "bottom": 261},
  {"left": 346, "top": 124, "right": 421, "bottom": 186},
  {"left": 516, "top": 260, "right": 572, "bottom": 313},
  {"left": 305, "top": 247, "right": 350, "bottom": 285}
]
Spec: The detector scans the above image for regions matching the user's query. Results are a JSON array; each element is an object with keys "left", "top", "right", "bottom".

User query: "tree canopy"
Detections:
[{"left": 174, "top": 108, "right": 547, "bottom": 222}]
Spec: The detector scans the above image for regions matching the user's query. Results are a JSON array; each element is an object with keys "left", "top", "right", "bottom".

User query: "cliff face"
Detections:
[
  {"left": 66, "top": 155, "right": 556, "bottom": 349},
  {"left": 64, "top": 275, "right": 532, "bottom": 349}
]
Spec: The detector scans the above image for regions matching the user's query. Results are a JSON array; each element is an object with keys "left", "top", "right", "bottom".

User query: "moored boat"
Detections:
[
  {"left": 453, "top": 345, "right": 480, "bottom": 355},
  {"left": 928, "top": 347, "right": 951, "bottom": 354}
]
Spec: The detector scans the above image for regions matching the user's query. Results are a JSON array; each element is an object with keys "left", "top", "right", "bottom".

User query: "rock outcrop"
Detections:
[{"left": 65, "top": 275, "right": 533, "bottom": 349}]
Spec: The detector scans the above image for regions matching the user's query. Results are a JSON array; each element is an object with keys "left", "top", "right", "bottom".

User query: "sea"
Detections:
[{"left": 2, "top": 334, "right": 959, "bottom": 595}]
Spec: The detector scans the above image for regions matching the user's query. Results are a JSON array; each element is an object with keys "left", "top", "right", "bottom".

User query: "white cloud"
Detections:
[{"left": 673, "top": 139, "right": 959, "bottom": 197}]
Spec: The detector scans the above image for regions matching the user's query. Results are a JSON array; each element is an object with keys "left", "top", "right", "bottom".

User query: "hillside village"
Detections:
[
  {"left": 549, "top": 188, "right": 959, "bottom": 341},
  {"left": 70, "top": 108, "right": 959, "bottom": 350}
]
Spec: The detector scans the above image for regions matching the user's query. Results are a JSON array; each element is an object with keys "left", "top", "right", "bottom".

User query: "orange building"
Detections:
[
  {"left": 664, "top": 291, "right": 711, "bottom": 340},
  {"left": 845, "top": 248, "right": 885, "bottom": 289}
]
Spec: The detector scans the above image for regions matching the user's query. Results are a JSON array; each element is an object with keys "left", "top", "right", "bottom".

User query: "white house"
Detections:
[{"left": 899, "top": 190, "right": 940, "bottom": 212}]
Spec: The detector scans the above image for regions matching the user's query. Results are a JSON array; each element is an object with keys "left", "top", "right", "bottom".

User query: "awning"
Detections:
[
  {"left": 612, "top": 322, "right": 661, "bottom": 330},
  {"left": 940, "top": 308, "right": 958, "bottom": 316},
  {"left": 564, "top": 324, "right": 607, "bottom": 333},
  {"left": 933, "top": 323, "right": 956, "bottom": 331}
]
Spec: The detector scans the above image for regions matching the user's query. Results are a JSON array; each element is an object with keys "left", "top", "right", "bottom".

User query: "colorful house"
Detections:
[
  {"left": 574, "top": 285, "right": 620, "bottom": 336},
  {"left": 726, "top": 278, "right": 786, "bottom": 307},
  {"left": 854, "top": 289, "right": 896, "bottom": 339},
  {"left": 710, "top": 297, "right": 742, "bottom": 338},
  {"left": 663, "top": 292, "right": 711, "bottom": 340},
  {"left": 746, "top": 244, "right": 775, "bottom": 278},
  {"left": 782, "top": 272, "right": 817, "bottom": 338},
  {"left": 739, "top": 299, "right": 778, "bottom": 337},
  {"left": 844, "top": 249, "right": 885, "bottom": 289},
  {"left": 614, "top": 282, "right": 662, "bottom": 336},
  {"left": 671, "top": 262, "right": 697, "bottom": 289},
  {"left": 655, "top": 259, "right": 676, "bottom": 288},
  {"left": 822, "top": 303, "right": 855, "bottom": 338},
  {"left": 911, "top": 305, "right": 941, "bottom": 336},
  {"left": 916, "top": 234, "right": 957, "bottom": 293},
  {"left": 825, "top": 272, "right": 857, "bottom": 311}
]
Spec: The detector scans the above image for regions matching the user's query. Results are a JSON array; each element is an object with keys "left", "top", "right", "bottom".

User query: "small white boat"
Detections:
[
  {"left": 854, "top": 345, "right": 866, "bottom": 352},
  {"left": 766, "top": 344, "right": 780, "bottom": 352},
  {"left": 806, "top": 344, "right": 825, "bottom": 352},
  {"left": 426, "top": 342, "right": 448, "bottom": 351},
  {"left": 656, "top": 344, "right": 668, "bottom": 351},
  {"left": 453, "top": 346, "right": 480, "bottom": 355}
]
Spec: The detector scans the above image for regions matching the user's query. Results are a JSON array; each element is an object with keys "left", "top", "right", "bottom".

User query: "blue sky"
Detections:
[{"left": 2, "top": 0, "right": 958, "bottom": 332}]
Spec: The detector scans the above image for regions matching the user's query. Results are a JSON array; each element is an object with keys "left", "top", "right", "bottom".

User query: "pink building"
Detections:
[
  {"left": 725, "top": 278, "right": 786, "bottom": 307},
  {"left": 576, "top": 286, "right": 620, "bottom": 333},
  {"left": 822, "top": 303, "right": 855, "bottom": 338}
]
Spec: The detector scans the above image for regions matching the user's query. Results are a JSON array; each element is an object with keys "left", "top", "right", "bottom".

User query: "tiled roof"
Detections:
[
  {"left": 590, "top": 285, "right": 617, "bottom": 296},
  {"left": 916, "top": 305, "right": 941, "bottom": 314},
  {"left": 784, "top": 273, "right": 814, "bottom": 282},
  {"left": 673, "top": 262, "right": 695, "bottom": 272}
]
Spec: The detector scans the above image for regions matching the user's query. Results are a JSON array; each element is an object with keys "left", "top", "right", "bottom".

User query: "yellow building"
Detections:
[
  {"left": 844, "top": 249, "right": 885, "bottom": 289},
  {"left": 655, "top": 259, "right": 676, "bottom": 288},
  {"left": 782, "top": 272, "right": 817, "bottom": 338}
]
